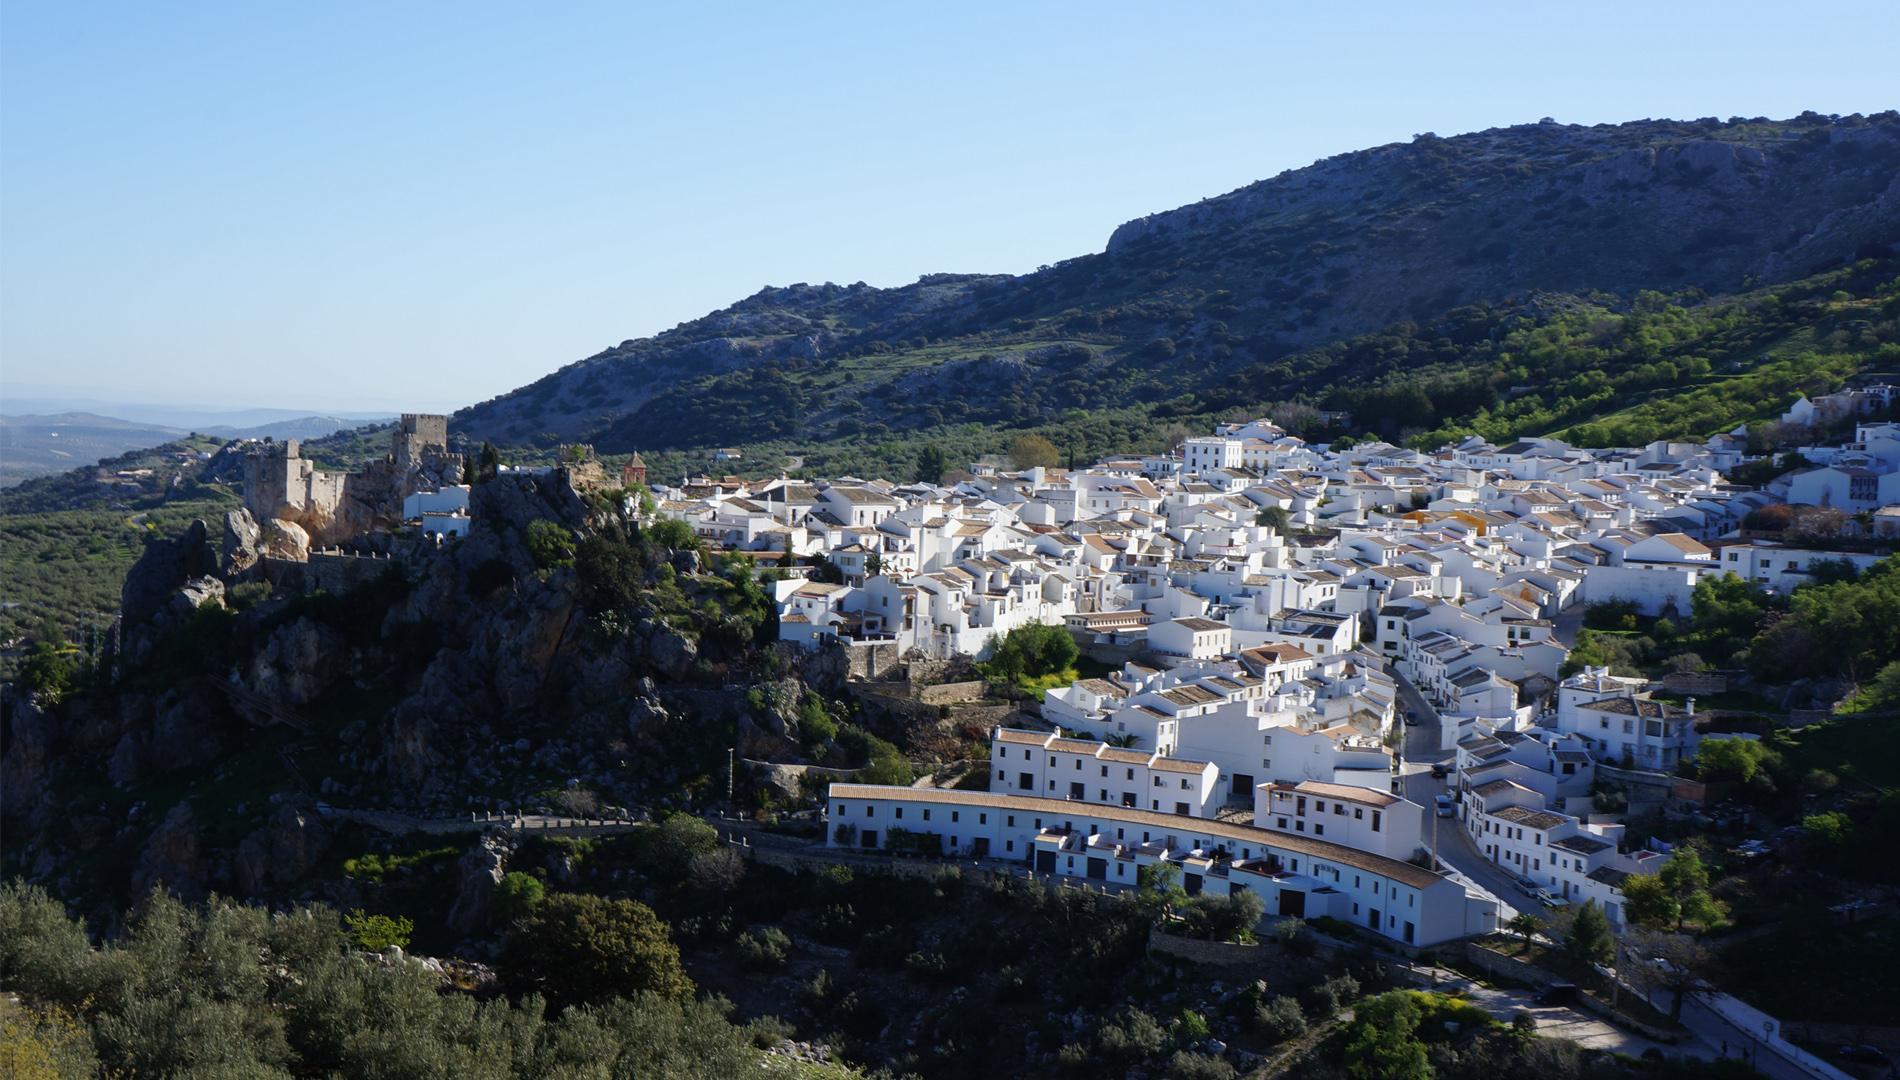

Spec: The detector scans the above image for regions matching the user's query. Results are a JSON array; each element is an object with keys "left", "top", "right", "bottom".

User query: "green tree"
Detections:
[
  {"left": 503, "top": 892, "right": 694, "bottom": 1005},
  {"left": 1009, "top": 434, "right": 1060, "bottom": 470},
  {"left": 524, "top": 519, "right": 576, "bottom": 570},
  {"left": 1136, "top": 862, "right": 1188, "bottom": 921},
  {"left": 914, "top": 444, "right": 949, "bottom": 484},
  {"left": 1254, "top": 505, "right": 1292, "bottom": 533},
  {"left": 1564, "top": 899, "right": 1614, "bottom": 970},
  {"left": 1655, "top": 847, "right": 1723, "bottom": 931},
  {"left": 983, "top": 622, "right": 1080, "bottom": 683},
  {"left": 1505, "top": 911, "right": 1542, "bottom": 953},
  {"left": 493, "top": 871, "right": 546, "bottom": 923},
  {"left": 1694, "top": 738, "right": 1779, "bottom": 785},
  {"left": 1620, "top": 873, "right": 1679, "bottom": 931},
  {"left": 17, "top": 627, "right": 75, "bottom": 703},
  {"left": 1802, "top": 810, "right": 1854, "bottom": 861},
  {"left": 1341, "top": 991, "right": 1431, "bottom": 1080}
]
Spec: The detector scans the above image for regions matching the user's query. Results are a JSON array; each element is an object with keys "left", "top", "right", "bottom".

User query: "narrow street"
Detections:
[{"left": 1388, "top": 664, "right": 1527, "bottom": 922}]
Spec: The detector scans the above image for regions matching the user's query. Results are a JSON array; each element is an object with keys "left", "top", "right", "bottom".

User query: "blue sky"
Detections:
[{"left": 2, "top": 3, "right": 1896, "bottom": 413}]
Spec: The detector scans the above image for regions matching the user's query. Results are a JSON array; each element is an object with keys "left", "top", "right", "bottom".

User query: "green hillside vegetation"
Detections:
[
  {"left": 626, "top": 259, "right": 1900, "bottom": 483},
  {"left": 0, "top": 497, "right": 237, "bottom": 667},
  {"left": 456, "top": 113, "right": 1900, "bottom": 464}
]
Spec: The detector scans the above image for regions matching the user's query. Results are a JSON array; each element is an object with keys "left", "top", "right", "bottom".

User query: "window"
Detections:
[
  {"left": 894, "top": 808, "right": 904, "bottom": 820},
  {"left": 1372, "top": 811, "right": 1382, "bottom": 832},
  {"left": 1334, "top": 804, "right": 1345, "bottom": 816},
  {"left": 951, "top": 811, "right": 959, "bottom": 823},
  {"left": 979, "top": 814, "right": 986, "bottom": 824},
  {"left": 1354, "top": 807, "right": 1364, "bottom": 820},
  {"left": 1276, "top": 817, "right": 1288, "bottom": 828},
  {"left": 1314, "top": 823, "right": 1325, "bottom": 836},
  {"left": 865, "top": 807, "right": 874, "bottom": 817}
]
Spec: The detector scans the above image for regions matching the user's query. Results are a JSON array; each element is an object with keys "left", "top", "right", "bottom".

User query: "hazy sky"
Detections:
[{"left": 2, "top": 3, "right": 1896, "bottom": 413}]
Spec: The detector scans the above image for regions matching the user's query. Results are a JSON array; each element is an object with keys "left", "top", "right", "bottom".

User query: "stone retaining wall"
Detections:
[
  {"left": 917, "top": 680, "right": 988, "bottom": 706},
  {"left": 1148, "top": 932, "right": 1267, "bottom": 973}
]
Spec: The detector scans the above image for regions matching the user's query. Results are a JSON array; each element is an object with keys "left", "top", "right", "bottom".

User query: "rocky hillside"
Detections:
[
  {"left": 0, "top": 467, "right": 849, "bottom": 929},
  {"left": 457, "top": 113, "right": 1900, "bottom": 457}
]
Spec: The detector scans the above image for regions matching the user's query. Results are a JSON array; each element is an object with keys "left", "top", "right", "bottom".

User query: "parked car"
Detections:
[
  {"left": 1727, "top": 839, "right": 1771, "bottom": 858},
  {"left": 1538, "top": 982, "right": 1580, "bottom": 1006},
  {"left": 1429, "top": 762, "right": 1449, "bottom": 779},
  {"left": 1403, "top": 712, "right": 1420, "bottom": 727},
  {"left": 1533, "top": 888, "right": 1571, "bottom": 909},
  {"left": 1514, "top": 876, "right": 1540, "bottom": 898},
  {"left": 1433, "top": 793, "right": 1455, "bottom": 817}
]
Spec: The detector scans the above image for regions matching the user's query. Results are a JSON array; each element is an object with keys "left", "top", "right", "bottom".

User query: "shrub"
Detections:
[
  {"left": 1253, "top": 994, "right": 1306, "bottom": 1044},
  {"left": 502, "top": 893, "right": 694, "bottom": 1005},
  {"left": 735, "top": 926, "right": 791, "bottom": 969},
  {"left": 343, "top": 910, "right": 412, "bottom": 951},
  {"left": 493, "top": 872, "right": 545, "bottom": 923},
  {"left": 1303, "top": 973, "right": 1360, "bottom": 1018},
  {"left": 524, "top": 518, "right": 576, "bottom": 570},
  {"left": 1164, "top": 1050, "right": 1235, "bottom": 1080}
]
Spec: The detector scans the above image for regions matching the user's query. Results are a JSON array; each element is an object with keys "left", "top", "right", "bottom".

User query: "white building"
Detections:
[{"left": 826, "top": 784, "right": 1498, "bottom": 946}]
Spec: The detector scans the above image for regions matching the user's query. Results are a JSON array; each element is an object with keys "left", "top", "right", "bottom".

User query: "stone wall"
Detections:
[
  {"left": 1660, "top": 671, "right": 1729, "bottom": 695},
  {"left": 917, "top": 681, "right": 988, "bottom": 706},
  {"left": 1148, "top": 932, "right": 1268, "bottom": 973},
  {"left": 845, "top": 641, "right": 902, "bottom": 680},
  {"left": 303, "top": 550, "right": 402, "bottom": 594}
]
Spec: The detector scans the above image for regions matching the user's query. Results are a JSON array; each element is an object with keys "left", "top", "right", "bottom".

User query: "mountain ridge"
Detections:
[{"left": 455, "top": 112, "right": 1900, "bottom": 458}]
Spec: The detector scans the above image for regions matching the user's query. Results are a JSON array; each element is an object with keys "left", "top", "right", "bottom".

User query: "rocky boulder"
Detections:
[
  {"left": 220, "top": 507, "right": 263, "bottom": 578},
  {"left": 246, "top": 617, "right": 346, "bottom": 707},
  {"left": 133, "top": 802, "right": 205, "bottom": 900},
  {"left": 170, "top": 576, "right": 225, "bottom": 620},
  {"left": 121, "top": 519, "right": 218, "bottom": 628},
  {"left": 261, "top": 518, "right": 311, "bottom": 562},
  {"left": 0, "top": 697, "right": 58, "bottom": 818},
  {"left": 445, "top": 831, "right": 515, "bottom": 935},
  {"left": 234, "top": 800, "right": 331, "bottom": 895},
  {"left": 641, "top": 619, "right": 698, "bottom": 680}
]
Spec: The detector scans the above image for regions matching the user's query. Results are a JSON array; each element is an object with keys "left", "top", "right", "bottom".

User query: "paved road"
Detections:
[{"left": 1389, "top": 666, "right": 1531, "bottom": 922}]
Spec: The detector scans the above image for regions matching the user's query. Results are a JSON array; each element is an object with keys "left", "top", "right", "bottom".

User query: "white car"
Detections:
[{"left": 1533, "top": 888, "right": 1571, "bottom": 909}]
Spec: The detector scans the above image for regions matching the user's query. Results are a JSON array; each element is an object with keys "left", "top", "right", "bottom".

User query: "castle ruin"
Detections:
[{"left": 244, "top": 414, "right": 462, "bottom": 551}]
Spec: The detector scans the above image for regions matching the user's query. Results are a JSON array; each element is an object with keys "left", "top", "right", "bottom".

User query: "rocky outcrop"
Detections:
[
  {"left": 134, "top": 802, "right": 205, "bottom": 900},
  {"left": 118, "top": 519, "right": 219, "bottom": 662},
  {"left": 234, "top": 800, "right": 331, "bottom": 895},
  {"left": 640, "top": 619, "right": 698, "bottom": 681},
  {"left": 246, "top": 617, "right": 346, "bottom": 707},
  {"left": 0, "top": 697, "right": 57, "bottom": 819},
  {"left": 221, "top": 507, "right": 263, "bottom": 577},
  {"left": 262, "top": 518, "right": 311, "bottom": 562},
  {"left": 445, "top": 831, "right": 515, "bottom": 935}
]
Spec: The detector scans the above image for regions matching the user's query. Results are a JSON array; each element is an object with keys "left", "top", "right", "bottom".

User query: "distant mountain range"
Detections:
[
  {"left": 0, "top": 411, "right": 393, "bottom": 487},
  {"left": 454, "top": 112, "right": 1900, "bottom": 467}
]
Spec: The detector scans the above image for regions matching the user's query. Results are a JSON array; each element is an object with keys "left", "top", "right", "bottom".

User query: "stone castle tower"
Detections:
[{"left": 393, "top": 413, "right": 450, "bottom": 472}]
